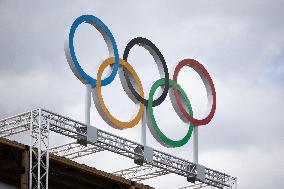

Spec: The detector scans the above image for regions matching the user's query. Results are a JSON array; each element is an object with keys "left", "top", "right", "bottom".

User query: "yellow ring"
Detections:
[{"left": 95, "top": 57, "right": 145, "bottom": 129}]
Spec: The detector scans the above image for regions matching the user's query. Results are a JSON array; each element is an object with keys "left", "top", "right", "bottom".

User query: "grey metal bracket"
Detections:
[
  {"left": 134, "top": 145, "right": 153, "bottom": 165},
  {"left": 87, "top": 125, "right": 98, "bottom": 144}
]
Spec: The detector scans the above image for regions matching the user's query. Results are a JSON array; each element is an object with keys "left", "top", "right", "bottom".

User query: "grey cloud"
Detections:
[{"left": 0, "top": 0, "right": 284, "bottom": 188}]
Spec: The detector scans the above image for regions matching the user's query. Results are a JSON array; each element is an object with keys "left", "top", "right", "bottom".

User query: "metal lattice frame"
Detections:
[
  {"left": 29, "top": 109, "right": 50, "bottom": 189},
  {"left": 0, "top": 109, "right": 236, "bottom": 189},
  {"left": 178, "top": 178, "right": 237, "bottom": 189},
  {"left": 177, "top": 183, "right": 208, "bottom": 189},
  {"left": 50, "top": 141, "right": 104, "bottom": 159},
  {"left": 113, "top": 164, "right": 170, "bottom": 181},
  {"left": 0, "top": 111, "right": 30, "bottom": 137}
]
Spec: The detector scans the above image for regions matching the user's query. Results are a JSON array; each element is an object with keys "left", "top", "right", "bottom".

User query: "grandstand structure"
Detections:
[{"left": 0, "top": 108, "right": 237, "bottom": 189}]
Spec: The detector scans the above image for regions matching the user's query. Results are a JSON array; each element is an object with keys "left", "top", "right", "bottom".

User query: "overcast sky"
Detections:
[{"left": 0, "top": 0, "right": 284, "bottom": 188}]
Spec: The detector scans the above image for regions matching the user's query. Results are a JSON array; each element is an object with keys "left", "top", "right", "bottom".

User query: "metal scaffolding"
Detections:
[
  {"left": 113, "top": 164, "right": 170, "bottom": 181},
  {"left": 0, "top": 108, "right": 237, "bottom": 189},
  {"left": 50, "top": 141, "right": 104, "bottom": 159},
  {"left": 177, "top": 183, "right": 209, "bottom": 189},
  {"left": 177, "top": 177, "right": 237, "bottom": 189},
  {"left": 29, "top": 109, "right": 50, "bottom": 189}
]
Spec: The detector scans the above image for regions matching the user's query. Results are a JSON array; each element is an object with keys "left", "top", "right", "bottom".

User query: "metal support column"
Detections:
[
  {"left": 29, "top": 109, "right": 49, "bottom": 189},
  {"left": 187, "top": 125, "right": 199, "bottom": 184},
  {"left": 141, "top": 109, "right": 147, "bottom": 146},
  {"left": 85, "top": 84, "right": 91, "bottom": 126},
  {"left": 193, "top": 126, "right": 198, "bottom": 164}
]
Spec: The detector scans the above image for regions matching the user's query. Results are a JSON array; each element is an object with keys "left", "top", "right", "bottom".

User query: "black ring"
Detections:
[{"left": 122, "top": 37, "right": 169, "bottom": 107}]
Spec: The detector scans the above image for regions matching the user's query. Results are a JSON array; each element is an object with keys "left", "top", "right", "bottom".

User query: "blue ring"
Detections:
[{"left": 68, "top": 15, "right": 119, "bottom": 86}]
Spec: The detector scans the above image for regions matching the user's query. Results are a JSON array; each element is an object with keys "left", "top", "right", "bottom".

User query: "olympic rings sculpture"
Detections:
[{"left": 64, "top": 15, "right": 216, "bottom": 148}]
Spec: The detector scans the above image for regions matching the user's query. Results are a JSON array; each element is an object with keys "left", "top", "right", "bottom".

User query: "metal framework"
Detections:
[
  {"left": 50, "top": 141, "right": 104, "bottom": 159},
  {"left": 113, "top": 164, "right": 170, "bottom": 181},
  {"left": 177, "top": 183, "right": 208, "bottom": 189},
  {"left": 29, "top": 109, "right": 50, "bottom": 189},
  {"left": 0, "top": 108, "right": 237, "bottom": 189},
  {"left": 177, "top": 178, "right": 237, "bottom": 189}
]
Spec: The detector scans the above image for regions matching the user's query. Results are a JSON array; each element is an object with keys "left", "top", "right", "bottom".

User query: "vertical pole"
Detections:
[
  {"left": 85, "top": 84, "right": 91, "bottom": 126},
  {"left": 29, "top": 111, "right": 33, "bottom": 189},
  {"left": 37, "top": 109, "right": 41, "bottom": 189},
  {"left": 141, "top": 109, "right": 147, "bottom": 146},
  {"left": 46, "top": 122, "right": 50, "bottom": 189},
  {"left": 193, "top": 126, "right": 198, "bottom": 164}
]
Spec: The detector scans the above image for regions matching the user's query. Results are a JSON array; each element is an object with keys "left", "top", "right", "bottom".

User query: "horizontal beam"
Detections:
[
  {"left": 113, "top": 164, "right": 170, "bottom": 181},
  {"left": 50, "top": 142, "right": 104, "bottom": 159},
  {"left": 177, "top": 183, "right": 208, "bottom": 189}
]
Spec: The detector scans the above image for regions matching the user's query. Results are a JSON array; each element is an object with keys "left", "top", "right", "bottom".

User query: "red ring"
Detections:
[{"left": 173, "top": 59, "right": 216, "bottom": 126}]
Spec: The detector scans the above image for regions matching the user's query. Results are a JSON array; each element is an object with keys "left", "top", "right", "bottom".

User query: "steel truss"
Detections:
[
  {"left": 0, "top": 109, "right": 236, "bottom": 189},
  {"left": 29, "top": 109, "right": 50, "bottom": 189},
  {"left": 178, "top": 178, "right": 237, "bottom": 189},
  {"left": 50, "top": 141, "right": 104, "bottom": 159},
  {"left": 177, "top": 183, "right": 208, "bottom": 189},
  {"left": 113, "top": 164, "right": 170, "bottom": 181}
]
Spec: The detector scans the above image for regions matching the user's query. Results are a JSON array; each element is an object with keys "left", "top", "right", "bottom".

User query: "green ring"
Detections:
[{"left": 147, "top": 78, "right": 194, "bottom": 147}]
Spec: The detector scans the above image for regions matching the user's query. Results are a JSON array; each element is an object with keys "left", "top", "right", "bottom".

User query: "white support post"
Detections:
[
  {"left": 85, "top": 84, "right": 91, "bottom": 126},
  {"left": 193, "top": 126, "right": 198, "bottom": 164},
  {"left": 46, "top": 122, "right": 50, "bottom": 189},
  {"left": 37, "top": 109, "right": 42, "bottom": 189},
  {"left": 234, "top": 177, "right": 238, "bottom": 189},
  {"left": 29, "top": 111, "right": 33, "bottom": 189},
  {"left": 141, "top": 109, "right": 147, "bottom": 146},
  {"left": 29, "top": 109, "right": 49, "bottom": 189}
]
